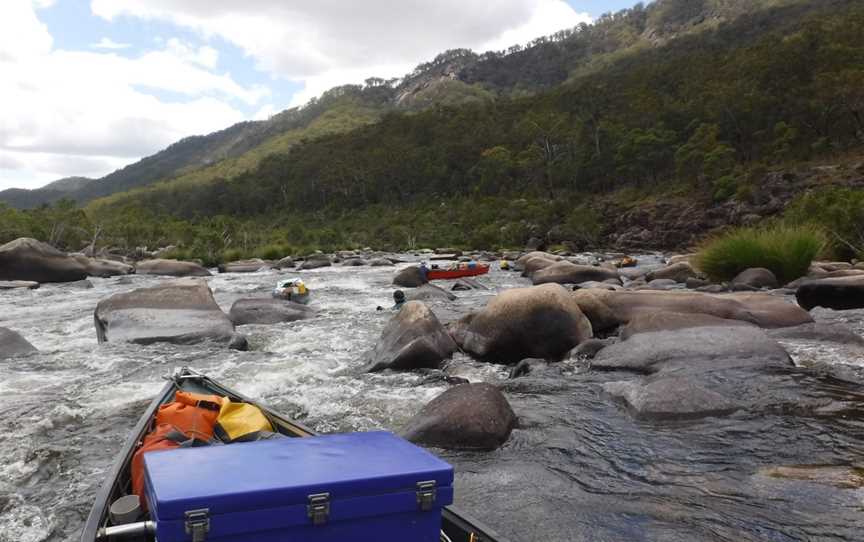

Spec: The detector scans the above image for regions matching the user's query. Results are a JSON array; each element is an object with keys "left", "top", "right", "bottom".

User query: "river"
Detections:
[{"left": 0, "top": 258, "right": 862, "bottom": 541}]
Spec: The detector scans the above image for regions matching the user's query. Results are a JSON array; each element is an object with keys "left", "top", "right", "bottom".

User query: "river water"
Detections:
[{"left": 0, "top": 259, "right": 862, "bottom": 541}]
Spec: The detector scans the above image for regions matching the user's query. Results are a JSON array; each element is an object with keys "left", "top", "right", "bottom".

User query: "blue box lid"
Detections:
[{"left": 144, "top": 431, "right": 454, "bottom": 521}]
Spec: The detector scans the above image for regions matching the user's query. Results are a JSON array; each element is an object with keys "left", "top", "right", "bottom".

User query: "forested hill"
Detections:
[
  {"left": 1, "top": 0, "right": 807, "bottom": 210},
  {"left": 3, "top": 0, "right": 863, "bottom": 262}
]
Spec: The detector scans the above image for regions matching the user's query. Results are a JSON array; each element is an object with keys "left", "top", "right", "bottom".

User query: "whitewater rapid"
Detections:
[{"left": 1, "top": 258, "right": 862, "bottom": 541}]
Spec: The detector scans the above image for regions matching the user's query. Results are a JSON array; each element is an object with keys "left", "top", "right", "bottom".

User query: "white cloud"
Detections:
[
  {"left": 2, "top": 0, "right": 595, "bottom": 190},
  {"left": 0, "top": 2, "right": 266, "bottom": 189},
  {"left": 91, "top": 37, "right": 131, "bottom": 50}
]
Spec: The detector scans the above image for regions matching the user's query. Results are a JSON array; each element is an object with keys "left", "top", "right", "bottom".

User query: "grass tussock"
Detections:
[{"left": 694, "top": 225, "right": 827, "bottom": 284}]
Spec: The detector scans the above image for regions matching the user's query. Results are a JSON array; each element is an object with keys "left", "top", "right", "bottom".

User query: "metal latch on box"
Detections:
[
  {"left": 184, "top": 508, "right": 210, "bottom": 542},
  {"left": 416, "top": 480, "right": 437, "bottom": 511},
  {"left": 308, "top": 492, "right": 331, "bottom": 526}
]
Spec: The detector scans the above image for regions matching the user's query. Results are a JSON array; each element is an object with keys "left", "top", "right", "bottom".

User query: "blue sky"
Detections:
[{"left": 1, "top": 0, "right": 648, "bottom": 190}]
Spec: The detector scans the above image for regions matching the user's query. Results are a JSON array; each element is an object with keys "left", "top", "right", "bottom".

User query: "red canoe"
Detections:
[{"left": 426, "top": 264, "right": 490, "bottom": 280}]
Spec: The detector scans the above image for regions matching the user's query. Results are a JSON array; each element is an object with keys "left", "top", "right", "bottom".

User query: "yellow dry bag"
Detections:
[{"left": 215, "top": 400, "right": 274, "bottom": 442}]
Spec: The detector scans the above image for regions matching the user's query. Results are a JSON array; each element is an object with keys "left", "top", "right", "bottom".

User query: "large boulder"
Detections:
[
  {"left": 393, "top": 266, "right": 428, "bottom": 288},
  {"left": 364, "top": 301, "right": 456, "bottom": 372},
  {"left": 796, "top": 275, "right": 864, "bottom": 311},
  {"left": 341, "top": 258, "right": 368, "bottom": 267},
  {"left": 402, "top": 383, "right": 517, "bottom": 450},
  {"left": 229, "top": 298, "right": 314, "bottom": 325},
  {"left": 531, "top": 261, "right": 620, "bottom": 286},
  {"left": 0, "top": 238, "right": 88, "bottom": 283},
  {"left": 369, "top": 258, "right": 395, "bottom": 267},
  {"left": 732, "top": 268, "right": 778, "bottom": 289},
  {"left": 94, "top": 278, "right": 245, "bottom": 349},
  {"left": 274, "top": 256, "right": 295, "bottom": 269},
  {"left": 0, "top": 327, "right": 38, "bottom": 359},
  {"left": 573, "top": 290, "right": 812, "bottom": 333},
  {"left": 298, "top": 255, "right": 332, "bottom": 270},
  {"left": 645, "top": 262, "right": 698, "bottom": 283},
  {"left": 454, "top": 284, "right": 592, "bottom": 364},
  {"left": 405, "top": 284, "right": 457, "bottom": 302},
  {"left": 218, "top": 259, "right": 270, "bottom": 273},
  {"left": 514, "top": 251, "right": 558, "bottom": 272},
  {"left": 135, "top": 259, "right": 211, "bottom": 277}
]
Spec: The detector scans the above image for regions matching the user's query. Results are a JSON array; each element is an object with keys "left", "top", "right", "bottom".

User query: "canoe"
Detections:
[
  {"left": 427, "top": 265, "right": 490, "bottom": 281},
  {"left": 81, "top": 367, "right": 506, "bottom": 542}
]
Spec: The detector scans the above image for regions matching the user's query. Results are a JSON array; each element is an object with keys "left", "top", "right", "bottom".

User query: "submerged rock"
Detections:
[
  {"left": 405, "top": 284, "right": 457, "bottom": 302},
  {"left": 402, "top": 383, "right": 517, "bottom": 450},
  {"left": 0, "top": 327, "right": 38, "bottom": 359},
  {"left": 0, "top": 280, "right": 39, "bottom": 289},
  {"left": 364, "top": 301, "right": 456, "bottom": 372},
  {"left": 94, "top": 278, "right": 244, "bottom": 348},
  {"left": 596, "top": 326, "right": 795, "bottom": 420},
  {"left": 0, "top": 238, "right": 88, "bottom": 283},
  {"left": 135, "top": 259, "right": 211, "bottom": 277},
  {"left": 454, "top": 284, "right": 592, "bottom": 364},
  {"left": 229, "top": 298, "right": 314, "bottom": 325}
]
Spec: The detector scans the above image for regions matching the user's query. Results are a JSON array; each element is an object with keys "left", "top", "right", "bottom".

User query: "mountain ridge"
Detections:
[{"left": 0, "top": 0, "right": 806, "bottom": 209}]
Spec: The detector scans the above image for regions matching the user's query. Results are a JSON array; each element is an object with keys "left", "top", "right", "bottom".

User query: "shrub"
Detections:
[
  {"left": 784, "top": 187, "right": 864, "bottom": 260},
  {"left": 694, "top": 225, "right": 826, "bottom": 283}
]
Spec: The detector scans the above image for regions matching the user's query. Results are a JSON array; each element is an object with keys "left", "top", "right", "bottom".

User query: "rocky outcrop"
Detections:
[
  {"left": 298, "top": 255, "right": 332, "bottom": 270},
  {"left": 369, "top": 258, "right": 395, "bottom": 267},
  {"left": 531, "top": 261, "right": 620, "bottom": 286},
  {"left": 218, "top": 259, "right": 270, "bottom": 273},
  {"left": 573, "top": 289, "right": 812, "bottom": 333},
  {"left": 364, "top": 301, "right": 456, "bottom": 372},
  {"left": 393, "top": 266, "right": 428, "bottom": 288},
  {"left": 732, "top": 268, "right": 778, "bottom": 289},
  {"left": 619, "top": 311, "right": 755, "bottom": 339},
  {"left": 453, "top": 284, "right": 592, "bottom": 364},
  {"left": 596, "top": 326, "right": 795, "bottom": 420},
  {"left": 796, "top": 275, "right": 864, "bottom": 311},
  {"left": 0, "top": 238, "right": 88, "bottom": 283},
  {"left": 0, "top": 327, "right": 38, "bottom": 359},
  {"left": 341, "top": 258, "right": 368, "bottom": 266},
  {"left": 402, "top": 383, "right": 517, "bottom": 450},
  {"left": 135, "top": 259, "right": 211, "bottom": 277},
  {"left": 229, "top": 298, "right": 314, "bottom": 325},
  {"left": 94, "top": 278, "right": 245, "bottom": 349}
]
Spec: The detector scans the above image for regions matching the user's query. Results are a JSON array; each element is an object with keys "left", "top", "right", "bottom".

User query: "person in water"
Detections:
[{"left": 377, "top": 290, "right": 407, "bottom": 311}]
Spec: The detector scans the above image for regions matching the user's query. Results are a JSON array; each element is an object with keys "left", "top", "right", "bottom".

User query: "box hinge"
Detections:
[
  {"left": 307, "top": 492, "right": 330, "bottom": 526},
  {"left": 416, "top": 480, "right": 437, "bottom": 511},
  {"left": 184, "top": 508, "right": 210, "bottom": 542}
]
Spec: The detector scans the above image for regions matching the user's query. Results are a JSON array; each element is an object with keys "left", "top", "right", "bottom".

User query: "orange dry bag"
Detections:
[{"left": 131, "top": 391, "right": 224, "bottom": 503}]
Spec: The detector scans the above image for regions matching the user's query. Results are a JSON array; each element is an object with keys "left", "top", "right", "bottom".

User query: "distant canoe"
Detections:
[{"left": 427, "top": 264, "right": 490, "bottom": 281}]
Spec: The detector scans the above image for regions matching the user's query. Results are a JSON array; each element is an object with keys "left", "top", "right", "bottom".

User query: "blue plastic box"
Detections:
[{"left": 143, "top": 431, "right": 454, "bottom": 542}]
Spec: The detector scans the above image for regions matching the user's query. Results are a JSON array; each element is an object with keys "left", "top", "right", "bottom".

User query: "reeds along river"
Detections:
[{"left": 0, "top": 258, "right": 862, "bottom": 542}]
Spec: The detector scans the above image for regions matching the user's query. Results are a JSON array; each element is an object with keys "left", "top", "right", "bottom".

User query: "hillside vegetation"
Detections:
[{"left": 2, "top": 0, "right": 863, "bottom": 263}]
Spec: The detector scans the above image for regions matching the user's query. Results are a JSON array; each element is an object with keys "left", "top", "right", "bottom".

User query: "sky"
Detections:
[{"left": 0, "top": 0, "right": 646, "bottom": 191}]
